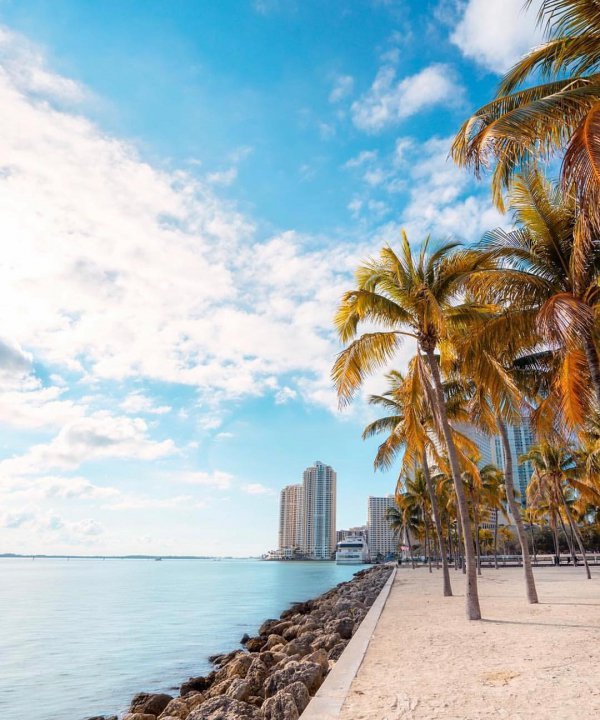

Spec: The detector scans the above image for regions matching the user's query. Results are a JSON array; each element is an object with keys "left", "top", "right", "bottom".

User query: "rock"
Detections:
[
  {"left": 240, "top": 633, "right": 251, "bottom": 644},
  {"left": 244, "top": 658, "right": 268, "bottom": 696},
  {"left": 263, "top": 660, "right": 324, "bottom": 698},
  {"left": 209, "top": 650, "right": 242, "bottom": 667},
  {"left": 328, "top": 641, "right": 348, "bottom": 661},
  {"left": 130, "top": 693, "right": 173, "bottom": 717},
  {"left": 282, "top": 636, "right": 313, "bottom": 657},
  {"left": 262, "top": 691, "right": 299, "bottom": 720},
  {"left": 258, "top": 618, "right": 280, "bottom": 635},
  {"left": 85, "top": 717, "right": 118, "bottom": 720},
  {"left": 181, "top": 675, "right": 215, "bottom": 696},
  {"left": 326, "top": 616, "right": 354, "bottom": 640},
  {"left": 123, "top": 715, "right": 157, "bottom": 720},
  {"left": 265, "top": 633, "right": 286, "bottom": 650},
  {"left": 159, "top": 717, "right": 182, "bottom": 720},
  {"left": 282, "top": 625, "right": 299, "bottom": 641},
  {"left": 186, "top": 693, "right": 206, "bottom": 711},
  {"left": 159, "top": 698, "right": 189, "bottom": 719},
  {"left": 305, "top": 649, "right": 329, "bottom": 674},
  {"left": 225, "top": 678, "right": 252, "bottom": 702},
  {"left": 187, "top": 696, "right": 262, "bottom": 719},
  {"left": 244, "top": 637, "right": 265, "bottom": 652},
  {"left": 311, "top": 632, "right": 341, "bottom": 651},
  {"left": 284, "top": 682, "right": 311, "bottom": 714},
  {"left": 206, "top": 678, "right": 234, "bottom": 698},
  {"left": 214, "top": 653, "right": 253, "bottom": 683}
]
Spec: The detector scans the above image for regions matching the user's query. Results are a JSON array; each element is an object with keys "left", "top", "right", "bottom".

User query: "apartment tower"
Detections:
[
  {"left": 301, "top": 461, "right": 336, "bottom": 560},
  {"left": 278, "top": 483, "right": 304, "bottom": 552},
  {"left": 367, "top": 495, "right": 397, "bottom": 558}
]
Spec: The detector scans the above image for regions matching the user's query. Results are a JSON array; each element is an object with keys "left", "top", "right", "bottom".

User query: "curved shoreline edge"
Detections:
[
  {"left": 110, "top": 565, "right": 394, "bottom": 720},
  {"left": 299, "top": 566, "right": 397, "bottom": 720}
]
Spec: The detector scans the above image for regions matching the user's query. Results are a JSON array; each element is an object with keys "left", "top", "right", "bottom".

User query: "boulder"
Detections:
[
  {"left": 130, "top": 693, "right": 173, "bottom": 717},
  {"left": 181, "top": 675, "right": 215, "bottom": 696},
  {"left": 187, "top": 696, "right": 262, "bottom": 720},
  {"left": 214, "top": 654, "right": 253, "bottom": 683},
  {"left": 206, "top": 678, "right": 234, "bottom": 699},
  {"left": 262, "top": 691, "right": 299, "bottom": 720},
  {"left": 326, "top": 617, "right": 354, "bottom": 640},
  {"left": 305, "top": 649, "right": 329, "bottom": 674},
  {"left": 122, "top": 715, "right": 156, "bottom": 720},
  {"left": 265, "top": 634, "right": 286, "bottom": 650},
  {"left": 186, "top": 693, "right": 206, "bottom": 711},
  {"left": 258, "top": 618, "right": 280, "bottom": 636},
  {"left": 263, "top": 660, "right": 324, "bottom": 698},
  {"left": 282, "top": 636, "right": 313, "bottom": 657},
  {"left": 225, "top": 678, "right": 252, "bottom": 702},
  {"left": 284, "top": 682, "right": 311, "bottom": 714},
  {"left": 244, "top": 637, "right": 265, "bottom": 652},
  {"left": 159, "top": 698, "right": 189, "bottom": 719},
  {"left": 85, "top": 717, "right": 118, "bottom": 720},
  {"left": 328, "top": 641, "right": 348, "bottom": 662},
  {"left": 240, "top": 633, "right": 251, "bottom": 644},
  {"left": 311, "top": 632, "right": 341, "bottom": 651},
  {"left": 282, "top": 625, "right": 300, "bottom": 641},
  {"left": 244, "top": 658, "right": 268, "bottom": 696}
]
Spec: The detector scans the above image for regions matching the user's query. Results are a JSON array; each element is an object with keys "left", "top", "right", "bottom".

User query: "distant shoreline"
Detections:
[{"left": 0, "top": 553, "right": 261, "bottom": 560}]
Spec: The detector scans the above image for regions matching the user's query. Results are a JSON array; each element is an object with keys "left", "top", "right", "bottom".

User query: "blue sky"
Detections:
[{"left": 0, "top": 0, "right": 542, "bottom": 555}]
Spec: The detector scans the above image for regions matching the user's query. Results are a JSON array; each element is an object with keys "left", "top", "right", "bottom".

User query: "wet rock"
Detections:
[
  {"left": 187, "top": 696, "right": 262, "bottom": 719},
  {"left": 240, "top": 633, "right": 251, "bottom": 644},
  {"left": 130, "top": 693, "right": 173, "bottom": 717},
  {"left": 263, "top": 660, "right": 324, "bottom": 698},
  {"left": 181, "top": 675, "right": 215, "bottom": 697}
]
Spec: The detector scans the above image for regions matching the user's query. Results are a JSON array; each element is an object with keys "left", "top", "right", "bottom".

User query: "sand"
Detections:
[{"left": 339, "top": 566, "right": 600, "bottom": 720}]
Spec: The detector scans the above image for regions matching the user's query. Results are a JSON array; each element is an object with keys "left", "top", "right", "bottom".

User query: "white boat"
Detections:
[{"left": 335, "top": 536, "right": 369, "bottom": 565}]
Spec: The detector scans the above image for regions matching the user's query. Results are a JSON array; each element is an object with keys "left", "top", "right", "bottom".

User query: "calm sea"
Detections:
[{"left": 0, "top": 558, "right": 358, "bottom": 720}]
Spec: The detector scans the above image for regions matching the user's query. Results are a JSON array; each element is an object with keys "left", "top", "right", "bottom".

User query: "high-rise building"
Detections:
[
  {"left": 336, "top": 525, "right": 368, "bottom": 544},
  {"left": 301, "top": 461, "right": 336, "bottom": 560},
  {"left": 492, "top": 417, "right": 536, "bottom": 506},
  {"left": 278, "top": 484, "right": 304, "bottom": 552},
  {"left": 367, "top": 496, "right": 397, "bottom": 558}
]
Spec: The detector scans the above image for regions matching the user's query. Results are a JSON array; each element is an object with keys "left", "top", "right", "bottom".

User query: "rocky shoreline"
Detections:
[{"left": 87, "top": 565, "right": 392, "bottom": 720}]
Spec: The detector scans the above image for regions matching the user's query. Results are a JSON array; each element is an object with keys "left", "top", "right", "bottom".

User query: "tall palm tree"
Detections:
[
  {"left": 467, "top": 171, "right": 600, "bottom": 416},
  {"left": 452, "top": 0, "right": 600, "bottom": 235},
  {"left": 332, "top": 234, "right": 492, "bottom": 620},
  {"left": 362, "top": 365, "right": 453, "bottom": 596},
  {"left": 522, "top": 440, "right": 592, "bottom": 578},
  {"left": 386, "top": 502, "right": 419, "bottom": 568}
]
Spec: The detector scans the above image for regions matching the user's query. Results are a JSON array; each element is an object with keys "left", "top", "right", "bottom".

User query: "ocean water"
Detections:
[{"left": 0, "top": 558, "right": 358, "bottom": 720}]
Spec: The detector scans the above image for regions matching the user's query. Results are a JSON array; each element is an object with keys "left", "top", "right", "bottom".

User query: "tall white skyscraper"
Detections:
[
  {"left": 367, "top": 496, "right": 397, "bottom": 558},
  {"left": 301, "top": 461, "right": 336, "bottom": 560},
  {"left": 278, "top": 483, "right": 304, "bottom": 552}
]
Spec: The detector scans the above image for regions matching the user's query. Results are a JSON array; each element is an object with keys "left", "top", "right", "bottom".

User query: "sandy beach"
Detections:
[{"left": 339, "top": 566, "right": 600, "bottom": 720}]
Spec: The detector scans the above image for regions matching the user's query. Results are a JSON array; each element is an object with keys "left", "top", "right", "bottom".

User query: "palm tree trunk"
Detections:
[
  {"left": 556, "top": 483, "right": 591, "bottom": 579},
  {"left": 425, "top": 349, "right": 481, "bottom": 620},
  {"left": 425, "top": 520, "right": 432, "bottom": 573},
  {"left": 406, "top": 526, "right": 416, "bottom": 569},
  {"left": 456, "top": 511, "right": 466, "bottom": 574},
  {"left": 493, "top": 509, "right": 499, "bottom": 569},
  {"left": 422, "top": 452, "right": 452, "bottom": 596},
  {"left": 551, "top": 516, "right": 560, "bottom": 565},
  {"left": 474, "top": 504, "right": 482, "bottom": 576},
  {"left": 498, "top": 419, "right": 539, "bottom": 604},
  {"left": 583, "top": 333, "right": 600, "bottom": 406}
]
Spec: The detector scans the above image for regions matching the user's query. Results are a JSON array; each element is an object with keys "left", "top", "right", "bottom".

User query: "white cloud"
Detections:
[
  {"left": 120, "top": 392, "right": 171, "bottom": 415},
  {"left": 329, "top": 74, "right": 354, "bottom": 103},
  {"left": 0, "top": 411, "right": 176, "bottom": 476},
  {"left": 352, "top": 63, "right": 464, "bottom": 132},
  {"left": 178, "top": 470, "right": 233, "bottom": 490},
  {"left": 274, "top": 386, "right": 297, "bottom": 404},
  {"left": 242, "top": 483, "right": 275, "bottom": 495},
  {"left": 451, "top": 0, "right": 543, "bottom": 73},
  {"left": 206, "top": 167, "right": 238, "bottom": 186},
  {"left": 104, "top": 494, "right": 205, "bottom": 511},
  {"left": 2, "top": 475, "right": 120, "bottom": 501}
]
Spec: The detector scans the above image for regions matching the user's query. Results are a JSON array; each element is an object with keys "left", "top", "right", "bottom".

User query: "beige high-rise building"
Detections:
[
  {"left": 367, "top": 495, "right": 397, "bottom": 558},
  {"left": 278, "top": 484, "right": 304, "bottom": 552},
  {"left": 301, "top": 461, "right": 336, "bottom": 560}
]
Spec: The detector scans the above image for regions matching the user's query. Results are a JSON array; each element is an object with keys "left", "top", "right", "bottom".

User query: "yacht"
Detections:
[{"left": 335, "top": 536, "right": 369, "bottom": 565}]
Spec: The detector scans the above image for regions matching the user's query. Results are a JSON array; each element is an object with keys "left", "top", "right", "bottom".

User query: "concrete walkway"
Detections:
[{"left": 338, "top": 566, "right": 600, "bottom": 720}]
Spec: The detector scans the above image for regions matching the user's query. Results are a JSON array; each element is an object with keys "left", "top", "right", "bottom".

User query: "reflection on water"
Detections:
[{"left": 0, "top": 558, "right": 357, "bottom": 719}]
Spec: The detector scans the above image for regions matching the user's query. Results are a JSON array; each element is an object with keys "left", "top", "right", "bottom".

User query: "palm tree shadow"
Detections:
[
  {"left": 539, "top": 601, "right": 600, "bottom": 607},
  {"left": 482, "top": 618, "right": 599, "bottom": 630}
]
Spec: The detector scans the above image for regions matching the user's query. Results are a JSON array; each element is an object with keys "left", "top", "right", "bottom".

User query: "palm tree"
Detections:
[
  {"left": 386, "top": 502, "right": 419, "bottom": 568},
  {"left": 522, "top": 440, "right": 592, "bottom": 578},
  {"left": 332, "top": 234, "right": 492, "bottom": 620},
  {"left": 452, "top": 0, "right": 600, "bottom": 235},
  {"left": 362, "top": 366, "right": 453, "bottom": 596},
  {"left": 468, "top": 171, "right": 600, "bottom": 417}
]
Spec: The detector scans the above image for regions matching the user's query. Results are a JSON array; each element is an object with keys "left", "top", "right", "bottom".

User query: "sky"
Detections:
[{"left": 0, "top": 0, "right": 543, "bottom": 556}]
